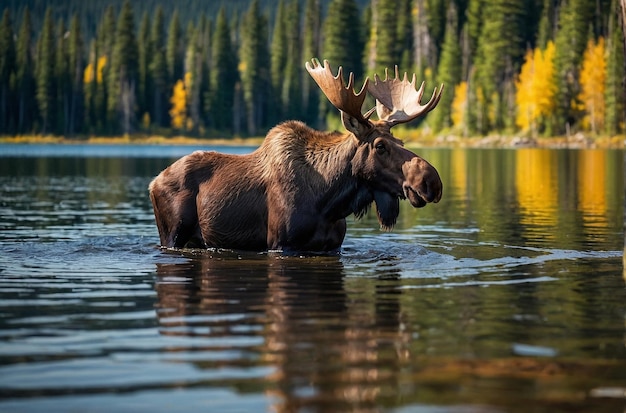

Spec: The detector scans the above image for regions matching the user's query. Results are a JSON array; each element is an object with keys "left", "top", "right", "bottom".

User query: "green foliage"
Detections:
[
  {"left": 432, "top": 3, "right": 462, "bottom": 132},
  {"left": 36, "top": 8, "right": 55, "bottom": 133},
  {"left": 239, "top": 0, "right": 270, "bottom": 135},
  {"left": 0, "top": 9, "right": 16, "bottom": 133},
  {"left": 210, "top": 7, "right": 238, "bottom": 133},
  {"left": 322, "top": 0, "right": 363, "bottom": 80},
  {"left": 107, "top": 0, "right": 138, "bottom": 133},
  {"left": 552, "top": 0, "right": 594, "bottom": 134}
]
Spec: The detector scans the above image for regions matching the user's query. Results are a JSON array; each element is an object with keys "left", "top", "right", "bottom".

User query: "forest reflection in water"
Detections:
[{"left": 0, "top": 145, "right": 624, "bottom": 412}]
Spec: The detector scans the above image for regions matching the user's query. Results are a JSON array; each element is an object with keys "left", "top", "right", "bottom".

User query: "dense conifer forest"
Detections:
[{"left": 0, "top": 0, "right": 624, "bottom": 139}]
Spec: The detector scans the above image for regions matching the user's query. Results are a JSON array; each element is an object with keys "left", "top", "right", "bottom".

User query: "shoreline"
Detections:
[{"left": 0, "top": 133, "right": 624, "bottom": 150}]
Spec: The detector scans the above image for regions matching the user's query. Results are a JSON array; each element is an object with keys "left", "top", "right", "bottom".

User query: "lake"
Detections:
[{"left": 0, "top": 143, "right": 624, "bottom": 412}]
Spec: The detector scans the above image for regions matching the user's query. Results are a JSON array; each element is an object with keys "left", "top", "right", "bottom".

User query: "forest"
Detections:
[{"left": 0, "top": 0, "right": 624, "bottom": 139}]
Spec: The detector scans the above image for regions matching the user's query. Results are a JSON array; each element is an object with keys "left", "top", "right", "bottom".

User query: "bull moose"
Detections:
[{"left": 149, "top": 59, "right": 443, "bottom": 252}]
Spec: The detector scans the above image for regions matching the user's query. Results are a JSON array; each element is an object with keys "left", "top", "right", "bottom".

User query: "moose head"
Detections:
[{"left": 149, "top": 59, "right": 443, "bottom": 252}]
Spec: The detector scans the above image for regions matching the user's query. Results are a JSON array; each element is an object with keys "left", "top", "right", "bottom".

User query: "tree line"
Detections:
[{"left": 0, "top": 0, "right": 624, "bottom": 139}]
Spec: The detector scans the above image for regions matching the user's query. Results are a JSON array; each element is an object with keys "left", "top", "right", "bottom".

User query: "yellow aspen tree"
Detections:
[
  {"left": 170, "top": 72, "right": 191, "bottom": 130},
  {"left": 515, "top": 48, "right": 536, "bottom": 132},
  {"left": 515, "top": 41, "right": 556, "bottom": 135},
  {"left": 83, "top": 55, "right": 107, "bottom": 84},
  {"left": 578, "top": 37, "right": 606, "bottom": 133},
  {"left": 96, "top": 56, "right": 107, "bottom": 83},
  {"left": 451, "top": 81, "right": 468, "bottom": 132}
]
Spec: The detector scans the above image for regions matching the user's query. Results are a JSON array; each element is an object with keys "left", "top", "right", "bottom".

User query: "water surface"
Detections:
[{"left": 0, "top": 144, "right": 624, "bottom": 412}]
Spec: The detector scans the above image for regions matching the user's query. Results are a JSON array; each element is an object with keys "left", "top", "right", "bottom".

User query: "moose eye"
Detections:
[{"left": 375, "top": 142, "right": 386, "bottom": 155}]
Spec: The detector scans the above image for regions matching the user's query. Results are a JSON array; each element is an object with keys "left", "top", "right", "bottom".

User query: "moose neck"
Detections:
[{"left": 306, "top": 132, "right": 372, "bottom": 222}]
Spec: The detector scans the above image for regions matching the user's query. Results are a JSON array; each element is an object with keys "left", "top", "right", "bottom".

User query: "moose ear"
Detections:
[{"left": 341, "top": 111, "right": 372, "bottom": 138}]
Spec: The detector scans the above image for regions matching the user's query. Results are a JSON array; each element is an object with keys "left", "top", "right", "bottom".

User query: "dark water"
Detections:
[{"left": 0, "top": 144, "right": 624, "bottom": 412}]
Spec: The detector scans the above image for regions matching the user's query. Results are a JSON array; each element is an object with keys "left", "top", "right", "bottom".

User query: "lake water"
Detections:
[{"left": 0, "top": 143, "right": 624, "bottom": 412}]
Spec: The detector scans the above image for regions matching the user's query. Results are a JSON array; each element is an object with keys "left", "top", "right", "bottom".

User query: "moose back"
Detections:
[{"left": 149, "top": 59, "right": 443, "bottom": 252}]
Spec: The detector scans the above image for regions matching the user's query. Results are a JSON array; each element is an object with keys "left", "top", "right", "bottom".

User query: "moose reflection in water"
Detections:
[
  {"left": 149, "top": 60, "right": 443, "bottom": 252},
  {"left": 154, "top": 253, "right": 410, "bottom": 412}
]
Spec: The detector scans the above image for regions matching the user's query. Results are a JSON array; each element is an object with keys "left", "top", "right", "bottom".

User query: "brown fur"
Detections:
[{"left": 149, "top": 120, "right": 442, "bottom": 252}]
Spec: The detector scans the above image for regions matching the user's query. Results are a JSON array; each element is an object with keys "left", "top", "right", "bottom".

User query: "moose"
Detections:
[{"left": 149, "top": 59, "right": 444, "bottom": 252}]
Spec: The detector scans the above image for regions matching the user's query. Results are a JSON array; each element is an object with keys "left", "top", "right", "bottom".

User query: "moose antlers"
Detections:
[
  {"left": 305, "top": 59, "right": 372, "bottom": 125},
  {"left": 305, "top": 59, "right": 444, "bottom": 128}
]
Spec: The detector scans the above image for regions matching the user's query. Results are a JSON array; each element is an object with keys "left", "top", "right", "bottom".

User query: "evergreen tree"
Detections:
[
  {"left": 605, "top": 0, "right": 625, "bottom": 135},
  {"left": 472, "top": 0, "right": 529, "bottom": 133},
  {"left": 302, "top": 0, "right": 322, "bottom": 126},
  {"left": 0, "top": 9, "right": 16, "bottom": 133},
  {"left": 107, "top": 0, "right": 138, "bottom": 134},
  {"left": 397, "top": 0, "right": 414, "bottom": 70},
  {"left": 465, "top": 0, "right": 483, "bottom": 60},
  {"left": 321, "top": 0, "right": 364, "bottom": 125},
  {"left": 137, "top": 12, "right": 152, "bottom": 121},
  {"left": 537, "top": 0, "right": 556, "bottom": 48},
  {"left": 426, "top": 0, "right": 448, "bottom": 65},
  {"left": 184, "top": 20, "right": 208, "bottom": 133},
  {"left": 433, "top": 3, "right": 462, "bottom": 131},
  {"left": 322, "top": 0, "right": 364, "bottom": 81},
  {"left": 166, "top": 10, "right": 183, "bottom": 86},
  {"left": 15, "top": 7, "right": 36, "bottom": 133},
  {"left": 552, "top": 0, "right": 594, "bottom": 134},
  {"left": 270, "top": 0, "right": 287, "bottom": 121},
  {"left": 67, "top": 15, "right": 84, "bottom": 136},
  {"left": 35, "top": 8, "right": 55, "bottom": 134},
  {"left": 210, "top": 7, "right": 238, "bottom": 132},
  {"left": 282, "top": 0, "right": 302, "bottom": 120},
  {"left": 371, "top": 0, "right": 399, "bottom": 71},
  {"left": 55, "top": 18, "right": 69, "bottom": 134},
  {"left": 239, "top": 0, "right": 270, "bottom": 135},
  {"left": 93, "top": 6, "right": 116, "bottom": 132},
  {"left": 149, "top": 6, "right": 168, "bottom": 128}
]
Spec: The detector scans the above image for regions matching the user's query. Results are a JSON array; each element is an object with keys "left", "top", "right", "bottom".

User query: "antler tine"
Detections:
[
  {"left": 368, "top": 66, "right": 444, "bottom": 128},
  {"left": 305, "top": 59, "right": 369, "bottom": 123}
]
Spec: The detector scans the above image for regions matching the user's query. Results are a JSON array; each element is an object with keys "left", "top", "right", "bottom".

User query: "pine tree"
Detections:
[
  {"left": 210, "top": 7, "right": 238, "bottom": 133},
  {"left": 55, "top": 18, "right": 69, "bottom": 134},
  {"left": 67, "top": 15, "right": 84, "bottom": 136},
  {"left": 184, "top": 20, "right": 208, "bottom": 133},
  {"left": 604, "top": 0, "right": 625, "bottom": 135},
  {"left": 472, "top": 0, "right": 529, "bottom": 133},
  {"left": 270, "top": 0, "right": 287, "bottom": 121},
  {"left": 15, "top": 7, "right": 36, "bottom": 133},
  {"left": 166, "top": 10, "right": 183, "bottom": 87},
  {"left": 426, "top": 0, "right": 448, "bottom": 65},
  {"left": 0, "top": 9, "right": 16, "bottom": 133},
  {"left": 433, "top": 3, "right": 462, "bottom": 131},
  {"left": 93, "top": 6, "right": 116, "bottom": 133},
  {"left": 552, "top": 0, "right": 594, "bottom": 134},
  {"left": 302, "top": 0, "right": 322, "bottom": 126},
  {"left": 537, "top": 0, "right": 556, "bottom": 48},
  {"left": 282, "top": 0, "right": 302, "bottom": 120},
  {"left": 36, "top": 8, "right": 55, "bottom": 134},
  {"left": 397, "top": 0, "right": 414, "bottom": 70},
  {"left": 107, "top": 0, "right": 138, "bottom": 134},
  {"left": 137, "top": 12, "right": 152, "bottom": 121},
  {"left": 321, "top": 0, "right": 364, "bottom": 126},
  {"left": 239, "top": 0, "right": 270, "bottom": 135},
  {"left": 369, "top": 0, "right": 399, "bottom": 72},
  {"left": 149, "top": 6, "right": 168, "bottom": 128},
  {"left": 322, "top": 0, "right": 364, "bottom": 80}
]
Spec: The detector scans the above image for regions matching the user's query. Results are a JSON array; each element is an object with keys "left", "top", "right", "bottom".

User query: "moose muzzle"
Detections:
[{"left": 402, "top": 156, "right": 443, "bottom": 208}]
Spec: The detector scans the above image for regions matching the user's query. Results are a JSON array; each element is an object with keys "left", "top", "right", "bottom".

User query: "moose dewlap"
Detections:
[{"left": 149, "top": 59, "right": 444, "bottom": 252}]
